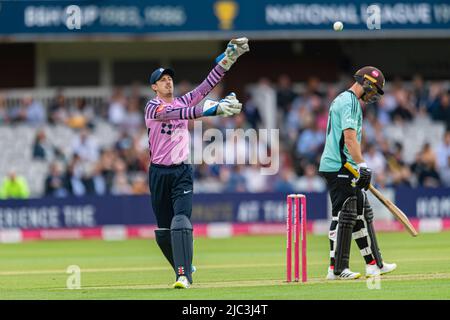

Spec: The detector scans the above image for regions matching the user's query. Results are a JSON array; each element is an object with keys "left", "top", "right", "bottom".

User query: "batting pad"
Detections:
[{"left": 334, "top": 196, "right": 357, "bottom": 275}]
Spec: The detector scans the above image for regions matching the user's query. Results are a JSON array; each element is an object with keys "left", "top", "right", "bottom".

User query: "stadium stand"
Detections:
[{"left": 0, "top": 77, "right": 449, "bottom": 198}]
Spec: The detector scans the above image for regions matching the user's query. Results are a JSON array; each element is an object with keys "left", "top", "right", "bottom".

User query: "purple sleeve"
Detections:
[
  {"left": 145, "top": 65, "right": 226, "bottom": 121},
  {"left": 178, "top": 65, "right": 226, "bottom": 107},
  {"left": 145, "top": 100, "right": 204, "bottom": 121}
]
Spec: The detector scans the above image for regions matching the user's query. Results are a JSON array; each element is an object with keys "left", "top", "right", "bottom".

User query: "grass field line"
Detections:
[
  {"left": 2, "top": 255, "right": 450, "bottom": 276},
  {"left": 0, "top": 263, "right": 286, "bottom": 276},
  {"left": 57, "top": 272, "right": 450, "bottom": 291}
]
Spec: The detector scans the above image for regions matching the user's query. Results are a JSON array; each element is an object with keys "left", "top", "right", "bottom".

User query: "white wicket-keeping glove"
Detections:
[
  {"left": 215, "top": 37, "right": 250, "bottom": 71},
  {"left": 202, "top": 92, "right": 242, "bottom": 117}
]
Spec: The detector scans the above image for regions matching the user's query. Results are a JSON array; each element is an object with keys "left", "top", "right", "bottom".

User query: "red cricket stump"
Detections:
[
  {"left": 286, "top": 194, "right": 307, "bottom": 283},
  {"left": 286, "top": 195, "right": 292, "bottom": 282},
  {"left": 300, "top": 195, "right": 307, "bottom": 283},
  {"left": 294, "top": 196, "right": 300, "bottom": 281}
]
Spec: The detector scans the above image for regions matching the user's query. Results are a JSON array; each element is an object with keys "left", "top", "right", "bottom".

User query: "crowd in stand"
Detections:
[{"left": 0, "top": 72, "right": 450, "bottom": 198}]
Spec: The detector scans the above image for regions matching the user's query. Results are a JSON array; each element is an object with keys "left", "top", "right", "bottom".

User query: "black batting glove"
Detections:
[{"left": 356, "top": 165, "right": 372, "bottom": 190}]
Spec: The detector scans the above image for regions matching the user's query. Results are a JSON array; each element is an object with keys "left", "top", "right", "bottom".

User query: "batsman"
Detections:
[{"left": 319, "top": 66, "right": 397, "bottom": 280}]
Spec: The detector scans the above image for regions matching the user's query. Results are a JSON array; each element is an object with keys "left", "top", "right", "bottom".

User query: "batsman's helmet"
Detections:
[{"left": 354, "top": 66, "right": 385, "bottom": 103}]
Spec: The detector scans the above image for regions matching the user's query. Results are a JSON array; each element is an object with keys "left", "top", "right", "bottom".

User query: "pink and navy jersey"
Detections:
[{"left": 144, "top": 64, "right": 226, "bottom": 166}]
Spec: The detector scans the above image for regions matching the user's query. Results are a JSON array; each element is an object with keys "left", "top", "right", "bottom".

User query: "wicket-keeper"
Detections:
[
  {"left": 319, "top": 66, "right": 397, "bottom": 279},
  {"left": 144, "top": 38, "right": 249, "bottom": 288}
]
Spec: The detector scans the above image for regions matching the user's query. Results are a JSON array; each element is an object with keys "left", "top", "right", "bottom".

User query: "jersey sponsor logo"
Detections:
[{"left": 160, "top": 122, "right": 173, "bottom": 135}]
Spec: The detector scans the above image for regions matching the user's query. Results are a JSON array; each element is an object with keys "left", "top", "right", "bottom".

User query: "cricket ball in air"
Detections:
[{"left": 333, "top": 21, "right": 344, "bottom": 31}]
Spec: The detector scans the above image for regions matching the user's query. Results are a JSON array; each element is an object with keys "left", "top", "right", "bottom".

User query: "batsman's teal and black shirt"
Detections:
[{"left": 319, "top": 90, "right": 362, "bottom": 172}]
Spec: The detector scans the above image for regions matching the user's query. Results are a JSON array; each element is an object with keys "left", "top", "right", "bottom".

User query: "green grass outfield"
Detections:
[{"left": 1, "top": 232, "right": 450, "bottom": 300}]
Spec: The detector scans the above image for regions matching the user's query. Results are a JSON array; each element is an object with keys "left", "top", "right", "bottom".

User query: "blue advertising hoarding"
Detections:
[
  {"left": 0, "top": 0, "right": 449, "bottom": 39},
  {"left": 0, "top": 192, "right": 328, "bottom": 230},
  {"left": 1, "top": 188, "right": 449, "bottom": 238},
  {"left": 1, "top": 187, "right": 450, "bottom": 230},
  {"left": 396, "top": 187, "right": 450, "bottom": 219}
]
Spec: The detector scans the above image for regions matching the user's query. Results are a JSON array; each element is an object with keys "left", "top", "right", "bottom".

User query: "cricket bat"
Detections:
[{"left": 344, "top": 162, "right": 418, "bottom": 237}]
